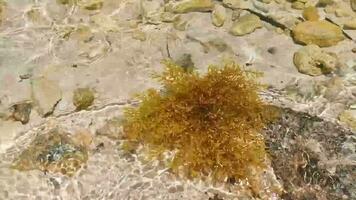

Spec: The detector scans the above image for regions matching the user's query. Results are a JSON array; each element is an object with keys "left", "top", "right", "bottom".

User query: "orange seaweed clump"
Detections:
[{"left": 122, "top": 60, "right": 277, "bottom": 182}]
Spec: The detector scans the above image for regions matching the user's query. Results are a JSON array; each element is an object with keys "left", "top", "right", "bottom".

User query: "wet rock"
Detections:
[
  {"left": 352, "top": 0, "right": 356, "bottom": 12},
  {"left": 165, "top": 0, "right": 214, "bottom": 14},
  {"left": 230, "top": 14, "right": 262, "bottom": 36},
  {"left": 73, "top": 88, "right": 94, "bottom": 111},
  {"left": 343, "top": 18, "right": 356, "bottom": 30},
  {"left": 293, "top": 45, "right": 338, "bottom": 76},
  {"left": 10, "top": 102, "right": 32, "bottom": 124},
  {"left": 31, "top": 78, "right": 62, "bottom": 117},
  {"left": 211, "top": 4, "right": 226, "bottom": 27},
  {"left": 292, "top": 20, "right": 344, "bottom": 47},
  {"left": 302, "top": 6, "right": 319, "bottom": 21}
]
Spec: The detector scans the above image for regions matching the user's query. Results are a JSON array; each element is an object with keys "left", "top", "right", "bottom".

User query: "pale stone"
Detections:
[
  {"left": 293, "top": 45, "right": 338, "bottom": 76},
  {"left": 292, "top": 20, "right": 344, "bottom": 47},
  {"left": 230, "top": 14, "right": 262, "bottom": 36},
  {"left": 211, "top": 4, "right": 226, "bottom": 27},
  {"left": 165, "top": 0, "right": 214, "bottom": 14},
  {"left": 31, "top": 78, "right": 62, "bottom": 117}
]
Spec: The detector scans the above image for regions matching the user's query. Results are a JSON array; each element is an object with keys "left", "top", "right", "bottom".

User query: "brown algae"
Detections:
[{"left": 122, "top": 61, "right": 277, "bottom": 182}]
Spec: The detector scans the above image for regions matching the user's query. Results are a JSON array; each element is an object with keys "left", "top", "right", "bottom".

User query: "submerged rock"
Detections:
[
  {"left": 292, "top": 20, "right": 344, "bottom": 47},
  {"left": 230, "top": 14, "right": 262, "bottom": 36},
  {"left": 316, "top": 0, "right": 334, "bottom": 7},
  {"left": 302, "top": 6, "right": 319, "bottom": 21},
  {"left": 10, "top": 102, "right": 32, "bottom": 124},
  {"left": 211, "top": 4, "right": 226, "bottom": 27},
  {"left": 165, "top": 0, "right": 214, "bottom": 13},
  {"left": 73, "top": 88, "right": 95, "bottom": 111},
  {"left": 12, "top": 129, "right": 90, "bottom": 177},
  {"left": 175, "top": 53, "right": 195, "bottom": 72},
  {"left": 31, "top": 78, "right": 62, "bottom": 117},
  {"left": 265, "top": 108, "right": 355, "bottom": 200},
  {"left": 293, "top": 45, "right": 338, "bottom": 76},
  {"left": 81, "top": 0, "right": 104, "bottom": 10}
]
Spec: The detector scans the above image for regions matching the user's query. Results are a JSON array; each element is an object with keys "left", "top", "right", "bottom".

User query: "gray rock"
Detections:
[{"left": 31, "top": 78, "right": 62, "bottom": 117}]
